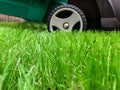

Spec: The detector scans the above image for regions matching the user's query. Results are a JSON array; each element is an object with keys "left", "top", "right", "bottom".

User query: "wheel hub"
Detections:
[{"left": 63, "top": 22, "right": 69, "bottom": 29}]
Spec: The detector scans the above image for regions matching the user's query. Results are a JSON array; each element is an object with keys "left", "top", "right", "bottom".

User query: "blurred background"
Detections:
[{"left": 0, "top": 14, "right": 24, "bottom": 22}]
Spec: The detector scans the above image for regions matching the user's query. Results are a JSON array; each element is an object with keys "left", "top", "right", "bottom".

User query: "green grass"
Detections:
[{"left": 0, "top": 22, "right": 120, "bottom": 90}]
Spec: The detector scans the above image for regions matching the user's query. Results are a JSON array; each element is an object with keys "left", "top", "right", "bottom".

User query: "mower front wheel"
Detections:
[{"left": 48, "top": 4, "right": 87, "bottom": 32}]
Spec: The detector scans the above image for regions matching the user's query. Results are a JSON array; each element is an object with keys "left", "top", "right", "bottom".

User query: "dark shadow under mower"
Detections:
[{"left": 69, "top": 0, "right": 101, "bottom": 30}]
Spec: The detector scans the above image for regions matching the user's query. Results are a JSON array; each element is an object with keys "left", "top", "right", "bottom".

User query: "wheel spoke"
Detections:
[
  {"left": 65, "top": 12, "right": 82, "bottom": 30},
  {"left": 50, "top": 15, "right": 65, "bottom": 30}
]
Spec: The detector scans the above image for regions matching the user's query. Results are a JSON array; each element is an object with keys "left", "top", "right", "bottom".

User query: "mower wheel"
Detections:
[{"left": 48, "top": 4, "right": 87, "bottom": 32}]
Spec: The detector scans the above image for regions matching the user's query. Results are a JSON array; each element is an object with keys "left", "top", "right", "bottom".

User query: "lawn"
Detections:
[{"left": 0, "top": 22, "right": 120, "bottom": 90}]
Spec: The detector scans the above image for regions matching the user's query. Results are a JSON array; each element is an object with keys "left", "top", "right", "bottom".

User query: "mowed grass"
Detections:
[{"left": 0, "top": 22, "right": 120, "bottom": 90}]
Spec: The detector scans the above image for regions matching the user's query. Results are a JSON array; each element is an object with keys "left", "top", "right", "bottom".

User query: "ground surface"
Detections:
[{"left": 0, "top": 22, "right": 120, "bottom": 90}]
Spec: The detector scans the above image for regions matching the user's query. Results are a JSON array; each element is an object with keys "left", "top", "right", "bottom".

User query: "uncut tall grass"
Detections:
[{"left": 0, "top": 22, "right": 120, "bottom": 90}]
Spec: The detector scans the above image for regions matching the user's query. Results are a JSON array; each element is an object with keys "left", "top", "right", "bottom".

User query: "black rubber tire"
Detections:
[
  {"left": 69, "top": 0, "right": 101, "bottom": 30},
  {"left": 47, "top": 4, "right": 87, "bottom": 32}
]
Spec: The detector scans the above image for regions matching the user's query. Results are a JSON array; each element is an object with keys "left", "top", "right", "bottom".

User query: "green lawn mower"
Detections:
[
  {"left": 1, "top": 0, "right": 118, "bottom": 32},
  {"left": 0, "top": 0, "right": 89, "bottom": 32}
]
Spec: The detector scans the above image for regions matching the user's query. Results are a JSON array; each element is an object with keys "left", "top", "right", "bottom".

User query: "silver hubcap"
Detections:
[
  {"left": 49, "top": 7, "right": 83, "bottom": 32},
  {"left": 63, "top": 22, "right": 69, "bottom": 29}
]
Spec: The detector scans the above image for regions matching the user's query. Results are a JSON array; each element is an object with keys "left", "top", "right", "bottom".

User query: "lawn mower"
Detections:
[{"left": 0, "top": 0, "right": 120, "bottom": 32}]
